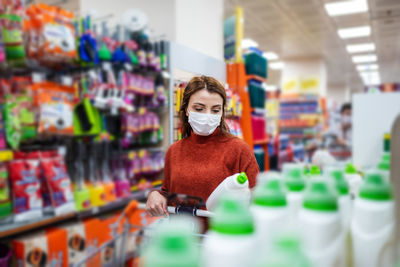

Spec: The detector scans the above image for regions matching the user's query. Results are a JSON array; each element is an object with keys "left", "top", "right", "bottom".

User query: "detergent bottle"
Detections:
[
  {"left": 344, "top": 163, "right": 362, "bottom": 198},
  {"left": 256, "top": 233, "right": 310, "bottom": 267},
  {"left": 141, "top": 217, "right": 200, "bottom": 267},
  {"left": 351, "top": 171, "right": 395, "bottom": 267},
  {"left": 251, "top": 178, "right": 289, "bottom": 250},
  {"left": 256, "top": 171, "right": 281, "bottom": 185},
  {"left": 283, "top": 167, "right": 306, "bottom": 222},
  {"left": 205, "top": 172, "right": 250, "bottom": 211},
  {"left": 203, "top": 195, "right": 255, "bottom": 267},
  {"left": 326, "top": 167, "right": 352, "bottom": 267},
  {"left": 298, "top": 179, "right": 344, "bottom": 267}
]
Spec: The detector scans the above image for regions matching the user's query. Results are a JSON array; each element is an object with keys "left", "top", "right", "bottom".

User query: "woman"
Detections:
[{"left": 146, "top": 76, "right": 259, "bottom": 216}]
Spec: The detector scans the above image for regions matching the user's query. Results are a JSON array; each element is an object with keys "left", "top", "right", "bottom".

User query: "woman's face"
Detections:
[{"left": 186, "top": 89, "right": 223, "bottom": 116}]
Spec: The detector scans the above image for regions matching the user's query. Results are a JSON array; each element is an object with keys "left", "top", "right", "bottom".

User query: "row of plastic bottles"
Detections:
[{"left": 140, "top": 164, "right": 396, "bottom": 267}]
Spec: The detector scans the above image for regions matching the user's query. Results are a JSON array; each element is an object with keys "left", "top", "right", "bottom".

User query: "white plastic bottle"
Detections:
[
  {"left": 256, "top": 171, "right": 281, "bottom": 186},
  {"left": 202, "top": 195, "right": 255, "bottom": 267},
  {"left": 283, "top": 167, "right": 306, "bottom": 223},
  {"left": 326, "top": 167, "right": 352, "bottom": 267},
  {"left": 251, "top": 178, "right": 289, "bottom": 249},
  {"left": 351, "top": 171, "right": 395, "bottom": 267},
  {"left": 344, "top": 163, "right": 362, "bottom": 198},
  {"left": 206, "top": 172, "right": 250, "bottom": 211},
  {"left": 299, "top": 179, "right": 344, "bottom": 267},
  {"left": 141, "top": 217, "right": 200, "bottom": 267}
]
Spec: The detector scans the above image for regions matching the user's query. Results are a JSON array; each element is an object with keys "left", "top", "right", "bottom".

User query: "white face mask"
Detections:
[{"left": 188, "top": 111, "right": 221, "bottom": 136}]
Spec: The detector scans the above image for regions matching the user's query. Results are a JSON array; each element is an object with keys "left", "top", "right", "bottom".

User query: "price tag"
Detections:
[
  {"left": 62, "top": 76, "right": 73, "bottom": 86},
  {"left": 102, "top": 62, "right": 112, "bottom": 71},
  {"left": 92, "top": 207, "right": 99, "bottom": 214},
  {"left": 124, "top": 63, "right": 133, "bottom": 71},
  {"left": 89, "top": 70, "right": 97, "bottom": 80}
]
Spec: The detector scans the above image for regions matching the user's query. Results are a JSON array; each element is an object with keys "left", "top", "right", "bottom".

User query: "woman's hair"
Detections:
[{"left": 179, "top": 76, "right": 231, "bottom": 138}]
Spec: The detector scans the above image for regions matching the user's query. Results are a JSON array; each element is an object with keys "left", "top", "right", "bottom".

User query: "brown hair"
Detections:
[{"left": 179, "top": 76, "right": 231, "bottom": 138}]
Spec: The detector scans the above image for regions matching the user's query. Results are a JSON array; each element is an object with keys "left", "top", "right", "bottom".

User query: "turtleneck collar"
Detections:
[{"left": 188, "top": 127, "right": 222, "bottom": 144}]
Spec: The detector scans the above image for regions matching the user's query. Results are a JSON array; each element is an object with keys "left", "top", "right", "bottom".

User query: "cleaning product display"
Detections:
[
  {"left": 351, "top": 171, "right": 395, "bottom": 267},
  {"left": 283, "top": 166, "right": 306, "bottom": 222}
]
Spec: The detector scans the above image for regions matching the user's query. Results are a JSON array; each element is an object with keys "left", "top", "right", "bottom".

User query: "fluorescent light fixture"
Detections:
[
  {"left": 242, "top": 38, "right": 259, "bottom": 49},
  {"left": 263, "top": 52, "right": 279, "bottom": 61},
  {"left": 360, "top": 71, "right": 380, "bottom": 85},
  {"left": 346, "top": 43, "right": 375, "bottom": 53},
  {"left": 325, "top": 0, "right": 368, "bottom": 16},
  {"left": 356, "top": 64, "right": 379, "bottom": 71},
  {"left": 352, "top": 54, "right": 377, "bottom": 63},
  {"left": 338, "top": 26, "right": 371, "bottom": 39},
  {"left": 269, "top": 61, "right": 285, "bottom": 70}
]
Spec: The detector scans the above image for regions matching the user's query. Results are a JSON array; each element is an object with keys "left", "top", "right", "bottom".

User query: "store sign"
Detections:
[
  {"left": 300, "top": 77, "right": 319, "bottom": 94},
  {"left": 282, "top": 78, "right": 298, "bottom": 94},
  {"left": 224, "top": 15, "right": 236, "bottom": 61}
]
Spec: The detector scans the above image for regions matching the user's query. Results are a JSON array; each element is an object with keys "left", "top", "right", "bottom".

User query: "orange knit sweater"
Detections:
[{"left": 161, "top": 129, "right": 259, "bottom": 204}]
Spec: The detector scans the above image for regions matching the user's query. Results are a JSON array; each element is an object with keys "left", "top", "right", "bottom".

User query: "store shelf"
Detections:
[
  {"left": 246, "top": 75, "right": 266, "bottom": 83},
  {"left": 254, "top": 138, "right": 269, "bottom": 145},
  {"left": 0, "top": 188, "right": 159, "bottom": 239}
]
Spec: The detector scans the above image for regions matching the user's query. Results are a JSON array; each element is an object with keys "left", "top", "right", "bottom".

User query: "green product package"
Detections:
[
  {"left": 0, "top": 14, "right": 25, "bottom": 66},
  {"left": 0, "top": 163, "right": 12, "bottom": 219},
  {"left": 73, "top": 98, "right": 102, "bottom": 136},
  {"left": 253, "top": 179, "right": 287, "bottom": 207},
  {"left": 359, "top": 171, "right": 392, "bottom": 201},
  {"left": 3, "top": 94, "right": 36, "bottom": 149},
  {"left": 303, "top": 180, "right": 338, "bottom": 212}
]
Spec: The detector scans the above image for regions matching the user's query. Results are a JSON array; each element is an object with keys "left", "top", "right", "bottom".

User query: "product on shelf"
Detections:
[
  {"left": 351, "top": 171, "right": 395, "bottom": 267},
  {"left": 13, "top": 228, "right": 68, "bottom": 267},
  {"left": 9, "top": 151, "right": 42, "bottom": 222},
  {"left": 203, "top": 195, "right": 255, "bottom": 267},
  {"left": 0, "top": 13, "right": 25, "bottom": 66},
  {"left": 0, "top": 157, "right": 12, "bottom": 221},
  {"left": 251, "top": 178, "right": 289, "bottom": 251}
]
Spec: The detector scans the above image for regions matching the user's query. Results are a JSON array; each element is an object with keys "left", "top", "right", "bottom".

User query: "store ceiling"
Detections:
[{"left": 224, "top": 0, "right": 400, "bottom": 92}]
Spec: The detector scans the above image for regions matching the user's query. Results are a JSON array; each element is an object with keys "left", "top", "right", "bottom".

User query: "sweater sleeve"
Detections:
[
  {"left": 239, "top": 143, "right": 260, "bottom": 188},
  {"left": 161, "top": 147, "right": 172, "bottom": 194}
]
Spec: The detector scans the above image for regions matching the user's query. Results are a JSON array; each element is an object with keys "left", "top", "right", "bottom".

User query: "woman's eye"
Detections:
[
  {"left": 195, "top": 108, "right": 203, "bottom": 112},
  {"left": 212, "top": 110, "right": 220, "bottom": 113}
]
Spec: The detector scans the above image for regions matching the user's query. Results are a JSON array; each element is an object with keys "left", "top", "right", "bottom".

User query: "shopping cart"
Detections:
[{"left": 73, "top": 195, "right": 213, "bottom": 267}]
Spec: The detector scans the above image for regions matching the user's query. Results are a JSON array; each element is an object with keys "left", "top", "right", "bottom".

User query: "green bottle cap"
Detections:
[
  {"left": 303, "top": 180, "right": 338, "bottom": 212},
  {"left": 143, "top": 218, "right": 199, "bottom": 267},
  {"left": 284, "top": 168, "right": 306, "bottom": 192},
  {"left": 253, "top": 179, "right": 287, "bottom": 207},
  {"left": 345, "top": 163, "right": 357, "bottom": 174},
  {"left": 237, "top": 172, "right": 248, "bottom": 184},
  {"left": 384, "top": 133, "right": 391, "bottom": 153},
  {"left": 210, "top": 195, "right": 254, "bottom": 235},
  {"left": 359, "top": 172, "right": 392, "bottom": 201},
  {"left": 328, "top": 169, "right": 349, "bottom": 195},
  {"left": 99, "top": 44, "right": 112, "bottom": 61},
  {"left": 309, "top": 165, "right": 321, "bottom": 176}
]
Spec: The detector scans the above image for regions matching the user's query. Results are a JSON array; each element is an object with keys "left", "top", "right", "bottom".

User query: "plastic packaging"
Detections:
[
  {"left": 41, "top": 151, "right": 75, "bottom": 215},
  {"left": 283, "top": 167, "right": 306, "bottom": 222},
  {"left": 203, "top": 195, "right": 255, "bottom": 267},
  {"left": 344, "top": 163, "right": 362, "bottom": 198},
  {"left": 299, "top": 179, "right": 344, "bottom": 267},
  {"left": 256, "top": 233, "right": 310, "bottom": 267},
  {"left": 251, "top": 178, "right": 289, "bottom": 250},
  {"left": 0, "top": 14, "right": 25, "bottom": 66},
  {"left": 351, "top": 171, "right": 395, "bottom": 267},
  {"left": 0, "top": 161, "right": 12, "bottom": 221},
  {"left": 206, "top": 172, "right": 250, "bottom": 211},
  {"left": 142, "top": 217, "right": 200, "bottom": 267},
  {"left": 9, "top": 156, "right": 43, "bottom": 222}
]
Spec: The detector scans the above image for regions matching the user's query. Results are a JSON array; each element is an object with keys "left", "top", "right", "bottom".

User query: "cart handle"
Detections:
[{"left": 137, "top": 202, "right": 213, "bottom": 217}]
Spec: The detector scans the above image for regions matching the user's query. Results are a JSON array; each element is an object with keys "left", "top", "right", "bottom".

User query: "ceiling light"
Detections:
[
  {"left": 269, "top": 61, "right": 285, "bottom": 70},
  {"left": 352, "top": 54, "right": 377, "bottom": 63},
  {"left": 356, "top": 64, "right": 379, "bottom": 71},
  {"left": 242, "top": 38, "right": 259, "bottom": 49},
  {"left": 346, "top": 43, "right": 375, "bottom": 53},
  {"left": 325, "top": 0, "right": 368, "bottom": 17},
  {"left": 262, "top": 52, "right": 279, "bottom": 61},
  {"left": 360, "top": 71, "right": 381, "bottom": 85},
  {"left": 338, "top": 26, "right": 371, "bottom": 39}
]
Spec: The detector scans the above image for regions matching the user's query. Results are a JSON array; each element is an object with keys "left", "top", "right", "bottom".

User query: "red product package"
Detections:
[
  {"left": 41, "top": 153, "right": 75, "bottom": 215},
  {"left": 9, "top": 155, "right": 43, "bottom": 222}
]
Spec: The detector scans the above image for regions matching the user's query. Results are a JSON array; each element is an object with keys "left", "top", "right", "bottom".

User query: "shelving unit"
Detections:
[{"left": 0, "top": 187, "right": 158, "bottom": 239}]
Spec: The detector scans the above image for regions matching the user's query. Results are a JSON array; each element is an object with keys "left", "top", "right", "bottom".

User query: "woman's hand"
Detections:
[{"left": 146, "top": 191, "right": 168, "bottom": 217}]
